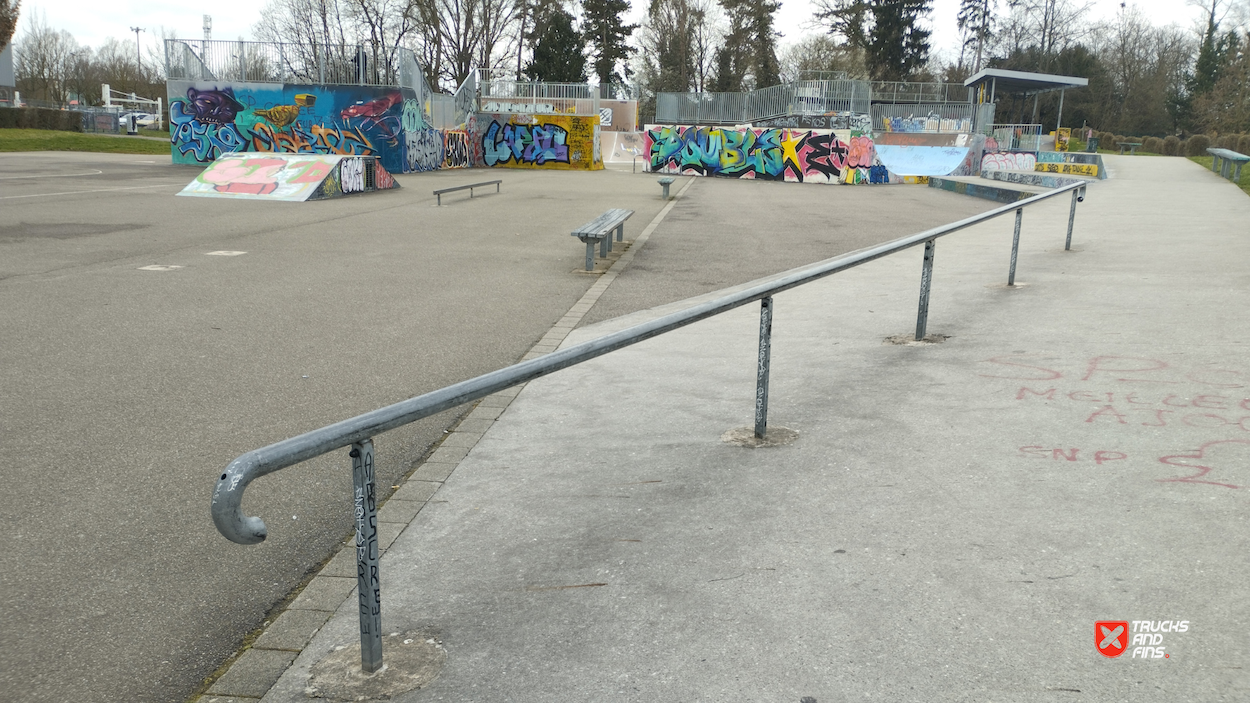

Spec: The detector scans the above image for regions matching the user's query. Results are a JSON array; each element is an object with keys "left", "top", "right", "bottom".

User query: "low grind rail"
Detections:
[{"left": 211, "top": 179, "right": 1088, "bottom": 674}]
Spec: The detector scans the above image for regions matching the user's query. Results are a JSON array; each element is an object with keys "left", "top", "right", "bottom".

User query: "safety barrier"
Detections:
[{"left": 211, "top": 179, "right": 1088, "bottom": 674}]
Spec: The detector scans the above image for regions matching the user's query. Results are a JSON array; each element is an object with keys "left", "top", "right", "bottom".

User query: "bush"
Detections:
[
  {"left": 1238, "top": 134, "right": 1250, "bottom": 155},
  {"left": 1217, "top": 134, "right": 1239, "bottom": 149},
  {"left": 1185, "top": 134, "right": 1212, "bottom": 156},
  {"left": 1143, "top": 136, "right": 1164, "bottom": 154},
  {"left": 1163, "top": 135, "right": 1181, "bottom": 156},
  {"left": 0, "top": 107, "right": 84, "bottom": 131}
]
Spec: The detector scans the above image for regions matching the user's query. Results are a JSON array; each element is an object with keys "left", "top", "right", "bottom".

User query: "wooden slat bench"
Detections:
[
  {"left": 433, "top": 180, "right": 502, "bottom": 205},
  {"left": 1207, "top": 147, "right": 1250, "bottom": 182},
  {"left": 571, "top": 208, "right": 634, "bottom": 271}
]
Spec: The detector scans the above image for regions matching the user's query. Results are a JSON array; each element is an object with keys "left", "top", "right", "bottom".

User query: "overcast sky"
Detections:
[{"left": 16, "top": 0, "right": 1209, "bottom": 69}]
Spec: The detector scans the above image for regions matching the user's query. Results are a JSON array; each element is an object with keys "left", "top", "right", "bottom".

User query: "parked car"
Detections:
[{"left": 118, "top": 112, "right": 158, "bottom": 128}]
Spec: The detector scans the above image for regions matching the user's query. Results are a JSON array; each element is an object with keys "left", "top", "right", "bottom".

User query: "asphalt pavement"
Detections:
[
  {"left": 0, "top": 152, "right": 996, "bottom": 702},
  {"left": 245, "top": 154, "right": 1248, "bottom": 702}
]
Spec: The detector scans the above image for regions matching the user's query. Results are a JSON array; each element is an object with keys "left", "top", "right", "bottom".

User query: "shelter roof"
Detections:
[{"left": 963, "top": 69, "right": 1088, "bottom": 96}]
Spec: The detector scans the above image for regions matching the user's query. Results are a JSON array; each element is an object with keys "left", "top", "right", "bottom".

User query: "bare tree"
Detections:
[{"left": 13, "top": 11, "right": 79, "bottom": 103}]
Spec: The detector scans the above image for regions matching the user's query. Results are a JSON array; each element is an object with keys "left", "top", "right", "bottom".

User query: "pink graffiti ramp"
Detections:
[
  {"left": 874, "top": 145, "right": 972, "bottom": 177},
  {"left": 179, "top": 153, "right": 398, "bottom": 202}
]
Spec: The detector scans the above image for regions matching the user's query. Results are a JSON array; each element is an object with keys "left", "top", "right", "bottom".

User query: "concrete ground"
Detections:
[
  {"left": 250, "top": 154, "right": 1247, "bottom": 702},
  {"left": 0, "top": 153, "right": 995, "bottom": 703}
]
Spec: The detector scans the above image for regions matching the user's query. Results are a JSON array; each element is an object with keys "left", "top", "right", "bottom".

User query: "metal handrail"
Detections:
[{"left": 212, "top": 179, "right": 1088, "bottom": 672}]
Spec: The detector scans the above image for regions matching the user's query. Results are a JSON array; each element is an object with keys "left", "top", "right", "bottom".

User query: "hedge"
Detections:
[{"left": 0, "top": 107, "right": 85, "bottom": 131}]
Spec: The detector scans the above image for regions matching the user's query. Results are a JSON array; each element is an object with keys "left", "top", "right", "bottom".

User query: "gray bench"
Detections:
[
  {"left": 657, "top": 177, "right": 676, "bottom": 199},
  {"left": 1207, "top": 147, "right": 1250, "bottom": 182},
  {"left": 433, "top": 179, "right": 502, "bottom": 205},
  {"left": 571, "top": 208, "right": 634, "bottom": 271}
]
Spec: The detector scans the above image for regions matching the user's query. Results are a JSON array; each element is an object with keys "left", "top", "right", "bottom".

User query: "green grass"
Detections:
[
  {"left": 0, "top": 128, "right": 170, "bottom": 155},
  {"left": 1188, "top": 155, "right": 1250, "bottom": 197}
]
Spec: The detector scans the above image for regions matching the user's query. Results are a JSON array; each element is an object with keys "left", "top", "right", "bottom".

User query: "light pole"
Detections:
[{"left": 130, "top": 26, "right": 144, "bottom": 74}]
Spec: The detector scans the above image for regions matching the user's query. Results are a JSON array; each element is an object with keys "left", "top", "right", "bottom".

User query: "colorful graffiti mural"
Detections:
[
  {"left": 981, "top": 152, "right": 1037, "bottom": 172},
  {"left": 644, "top": 124, "right": 889, "bottom": 184},
  {"left": 167, "top": 81, "right": 410, "bottom": 173},
  {"left": 478, "top": 114, "right": 602, "bottom": 170}
]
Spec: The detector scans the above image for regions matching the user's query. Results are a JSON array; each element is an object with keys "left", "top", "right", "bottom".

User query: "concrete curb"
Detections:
[{"left": 191, "top": 176, "right": 696, "bottom": 702}]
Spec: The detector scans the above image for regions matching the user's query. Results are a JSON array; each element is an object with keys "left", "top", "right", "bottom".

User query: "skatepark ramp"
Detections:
[{"left": 178, "top": 153, "right": 399, "bottom": 201}]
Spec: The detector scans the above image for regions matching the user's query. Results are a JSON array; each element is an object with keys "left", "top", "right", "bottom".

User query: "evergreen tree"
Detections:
[
  {"left": 814, "top": 0, "right": 930, "bottom": 81},
  {"left": 716, "top": 0, "right": 782, "bottom": 89},
  {"left": 865, "top": 0, "right": 931, "bottom": 81},
  {"left": 524, "top": 0, "right": 587, "bottom": 83},
  {"left": 0, "top": 0, "right": 20, "bottom": 52},
  {"left": 956, "top": 0, "right": 993, "bottom": 73},
  {"left": 582, "top": 0, "right": 636, "bottom": 92}
]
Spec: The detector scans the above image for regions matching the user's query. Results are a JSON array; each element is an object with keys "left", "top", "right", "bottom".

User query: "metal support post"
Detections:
[
  {"left": 754, "top": 296, "right": 773, "bottom": 439},
  {"left": 599, "top": 233, "right": 610, "bottom": 258},
  {"left": 1008, "top": 208, "right": 1023, "bottom": 286},
  {"left": 584, "top": 241, "right": 595, "bottom": 271},
  {"left": 915, "top": 239, "right": 936, "bottom": 340},
  {"left": 616, "top": 223, "right": 624, "bottom": 243},
  {"left": 350, "top": 439, "right": 382, "bottom": 674},
  {"left": 1065, "top": 188, "right": 1080, "bottom": 251}
]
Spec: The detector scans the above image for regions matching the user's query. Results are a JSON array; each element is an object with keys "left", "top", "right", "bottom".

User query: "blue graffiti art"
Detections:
[{"left": 483, "top": 122, "right": 570, "bottom": 166}]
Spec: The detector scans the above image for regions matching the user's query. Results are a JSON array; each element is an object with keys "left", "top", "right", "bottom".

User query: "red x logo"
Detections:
[{"left": 1096, "top": 621, "right": 1129, "bottom": 658}]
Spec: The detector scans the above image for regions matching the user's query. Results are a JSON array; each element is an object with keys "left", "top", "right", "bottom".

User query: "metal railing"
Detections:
[
  {"left": 870, "top": 81, "right": 972, "bottom": 104},
  {"left": 987, "top": 123, "right": 1044, "bottom": 153},
  {"left": 656, "top": 78, "right": 871, "bottom": 124},
  {"left": 871, "top": 103, "right": 976, "bottom": 134},
  {"left": 211, "top": 179, "right": 1088, "bottom": 673}
]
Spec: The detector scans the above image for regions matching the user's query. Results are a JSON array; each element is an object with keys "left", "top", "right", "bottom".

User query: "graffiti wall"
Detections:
[
  {"left": 644, "top": 124, "right": 889, "bottom": 184},
  {"left": 981, "top": 152, "right": 1037, "bottom": 172},
  {"left": 752, "top": 112, "right": 872, "bottom": 132},
  {"left": 477, "top": 113, "right": 602, "bottom": 170},
  {"left": 168, "top": 80, "right": 431, "bottom": 174}
]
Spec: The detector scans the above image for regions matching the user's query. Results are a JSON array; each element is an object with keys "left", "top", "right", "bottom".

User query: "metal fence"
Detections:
[
  {"left": 870, "top": 81, "right": 972, "bottom": 104},
  {"left": 871, "top": 103, "right": 977, "bottom": 134},
  {"left": 988, "top": 123, "right": 1044, "bottom": 152},
  {"left": 211, "top": 179, "right": 1089, "bottom": 675},
  {"left": 476, "top": 69, "right": 600, "bottom": 116},
  {"left": 656, "top": 79, "right": 872, "bottom": 125},
  {"left": 79, "top": 107, "right": 122, "bottom": 133},
  {"left": 165, "top": 39, "right": 412, "bottom": 86}
]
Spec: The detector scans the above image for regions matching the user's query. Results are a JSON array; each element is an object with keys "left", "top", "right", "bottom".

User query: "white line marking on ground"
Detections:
[
  {"left": 0, "top": 170, "right": 105, "bottom": 180},
  {"left": 138, "top": 265, "right": 183, "bottom": 271},
  {"left": 205, "top": 251, "right": 247, "bottom": 256},
  {"left": 0, "top": 183, "right": 183, "bottom": 200}
]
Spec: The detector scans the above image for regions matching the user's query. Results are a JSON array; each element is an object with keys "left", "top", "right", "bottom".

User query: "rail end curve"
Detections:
[{"left": 212, "top": 455, "right": 269, "bottom": 545}]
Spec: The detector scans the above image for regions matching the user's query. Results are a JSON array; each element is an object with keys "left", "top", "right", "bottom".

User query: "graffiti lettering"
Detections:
[
  {"left": 170, "top": 101, "right": 246, "bottom": 163},
  {"left": 444, "top": 130, "right": 471, "bottom": 168},
  {"left": 981, "top": 152, "right": 1037, "bottom": 172},
  {"left": 647, "top": 125, "right": 886, "bottom": 184},
  {"left": 404, "top": 128, "right": 443, "bottom": 172},
  {"left": 483, "top": 122, "right": 570, "bottom": 166},
  {"left": 341, "top": 158, "right": 366, "bottom": 193},
  {"left": 401, "top": 99, "right": 426, "bottom": 132}
]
